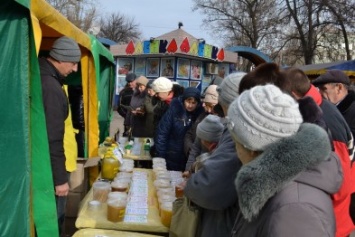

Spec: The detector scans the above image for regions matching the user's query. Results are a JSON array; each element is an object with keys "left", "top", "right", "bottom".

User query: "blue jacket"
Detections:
[{"left": 155, "top": 97, "right": 203, "bottom": 171}]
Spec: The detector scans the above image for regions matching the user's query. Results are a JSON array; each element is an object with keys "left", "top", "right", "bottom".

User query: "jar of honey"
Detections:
[{"left": 101, "top": 149, "right": 120, "bottom": 180}]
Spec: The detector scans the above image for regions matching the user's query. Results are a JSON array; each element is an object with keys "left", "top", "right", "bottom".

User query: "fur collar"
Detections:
[{"left": 235, "top": 123, "right": 331, "bottom": 221}]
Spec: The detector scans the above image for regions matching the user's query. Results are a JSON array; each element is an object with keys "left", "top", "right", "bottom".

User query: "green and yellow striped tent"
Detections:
[{"left": 0, "top": 0, "right": 115, "bottom": 236}]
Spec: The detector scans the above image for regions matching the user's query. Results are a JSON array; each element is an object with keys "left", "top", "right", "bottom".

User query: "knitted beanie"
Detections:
[
  {"left": 49, "top": 36, "right": 81, "bottom": 62},
  {"left": 227, "top": 84, "right": 303, "bottom": 151},
  {"left": 152, "top": 77, "right": 173, "bottom": 92},
  {"left": 136, "top": 76, "right": 149, "bottom": 86},
  {"left": 204, "top": 85, "right": 218, "bottom": 104},
  {"left": 125, "top": 73, "right": 137, "bottom": 82},
  {"left": 147, "top": 80, "right": 154, "bottom": 89},
  {"left": 217, "top": 72, "right": 246, "bottom": 107},
  {"left": 182, "top": 87, "right": 201, "bottom": 102},
  {"left": 196, "top": 115, "right": 224, "bottom": 142}
]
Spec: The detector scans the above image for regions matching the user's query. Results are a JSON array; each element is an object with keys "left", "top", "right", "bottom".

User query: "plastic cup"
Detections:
[
  {"left": 107, "top": 199, "right": 127, "bottom": 222},
  {"left": 107, "top": 191, "right": 128, "bottom": 202},
  {"left": 160, "top": 201, "right": 173, "bottom": 227},
  {"left": 87, "top": 200, "right": 102, "bottom": 214},
  {"left": 92, "top": 181, "right": 111, "bottom": 202},
  {"left": 111, "top": 180, "right": 129, "bottom": 192},
  {"left": 154, "top": 179, "right": 171, "bottom": 189}
]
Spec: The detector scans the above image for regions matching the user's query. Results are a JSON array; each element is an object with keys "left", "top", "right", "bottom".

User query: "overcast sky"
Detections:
[{"left": 100, "top": 0, "right": 222, "bottom": 47}]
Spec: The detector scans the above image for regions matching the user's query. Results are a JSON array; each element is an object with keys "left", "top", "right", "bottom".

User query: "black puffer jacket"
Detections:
[{"left": 39, "top": 58, "right": 69, "bottom": 186}]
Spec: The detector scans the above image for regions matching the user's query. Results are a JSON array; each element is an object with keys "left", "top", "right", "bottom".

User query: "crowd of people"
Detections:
[
  {"left": 117, "top": 64, "right": 355, "bottom": 237},
  {"left": 40, "top": 35, "right": 355, "bottom": 237}
]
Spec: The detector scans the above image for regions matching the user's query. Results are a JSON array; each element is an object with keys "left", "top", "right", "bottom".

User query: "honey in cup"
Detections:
[
  {"left": 160, "top": 202, "right": 173, "bottom": 227},
  {"left": 111, "top": 180, "right": 129, "bottom": 193},
  {"left": 107, "top": 199, "right": 127, "bottom": 222},
  {"left": 108, "top": 191, "right": 128, "bottom": 202}
]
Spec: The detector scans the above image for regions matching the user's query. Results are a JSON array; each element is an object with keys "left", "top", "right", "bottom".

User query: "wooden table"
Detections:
[
  {"left": 73, "top": 228, "right": 164, "bottom": 237},
  {"left": 75, "top": 169, "right": 169, "bottom": 234}
]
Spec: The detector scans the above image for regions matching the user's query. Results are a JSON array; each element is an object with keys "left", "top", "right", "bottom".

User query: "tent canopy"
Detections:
[
  {"left": 0, "top": 0, "right": 115, "bottom": 236},
  {"left": 298, "top": 60, "right": 355, "bottom": 78}
]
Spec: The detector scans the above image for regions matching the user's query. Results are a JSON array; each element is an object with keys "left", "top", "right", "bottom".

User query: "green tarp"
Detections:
[
  {"left": 1, "top": 1, "right": 57, "bottom": 236},
  {"left": 0, "top": 1, "right": 115, "bottom": 236}
]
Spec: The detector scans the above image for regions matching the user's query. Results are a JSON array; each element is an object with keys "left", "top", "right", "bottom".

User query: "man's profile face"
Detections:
[
  {"left": 57, "top": 61, "right": 78, "bottom": 77},
  {"left": 318, "top": 83, "right": 340, "bottom": 104}
]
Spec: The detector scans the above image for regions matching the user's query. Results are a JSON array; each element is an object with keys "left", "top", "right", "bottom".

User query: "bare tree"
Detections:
[
  {"left": 98, "top": 13, "right": 141, "bottom": 43},
  {"left": 46, "top": 0, "right": 99, "bottom": 32},
  {"left": 192, "top": 0, "right": 283, "bottom": 64},
  {"left": 320, "top": 0, "right": 355, "bottom": 60}
]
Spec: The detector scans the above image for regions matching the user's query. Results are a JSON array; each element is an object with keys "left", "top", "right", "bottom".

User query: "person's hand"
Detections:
[
  {"left": 55, "top": 182, "right": 69, "bottom": 196},
  {"left": 182, "top": 171, "right": 191, "bottom": 179}
]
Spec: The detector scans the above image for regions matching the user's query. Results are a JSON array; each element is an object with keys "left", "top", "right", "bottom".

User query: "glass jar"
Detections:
[{"left": 101, "top": 151, "right": 120, "bottom": 180}]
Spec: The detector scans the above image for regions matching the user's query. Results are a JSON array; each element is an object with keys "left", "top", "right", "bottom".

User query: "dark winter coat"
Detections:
[
  {"left": 337, "top": 90, "right": 355, "bottom": 141},
  {"left": 154, "top": 97, "right": 203, "bottom": 171},
  {"left": 139, "top": 94, "right": 158, "bottom": 138},
  {"left": 117, "top": 84, "right": 133, "bottom": 120},
  {"left": 184, "top": 124, "right": 242, "bottom": 237},
  {"left": 183, "top": 111, "right": 208, "bottom": 158},
  {"left": 126, "top": 89, "right": 149, "bottom": 137},
  {"left": 152, "top": 84, "right": 184, "bottom": 134},
  {"left": 39, "top": 57, "right": 69, "bottom": 186},
  {"left": 231, "top": 123, "right": 342, "bottom": 237}
]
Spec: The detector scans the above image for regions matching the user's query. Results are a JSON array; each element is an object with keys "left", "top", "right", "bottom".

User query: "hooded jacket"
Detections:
[
  {"left": 155, "top": 97, "right": 203, "bottom": 171},
  {"left": 231, "top": 123, "right": 343, "bottom": 237}
]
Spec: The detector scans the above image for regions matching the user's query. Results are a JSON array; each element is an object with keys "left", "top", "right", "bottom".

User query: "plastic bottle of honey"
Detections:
[{"left": 101, "top": 149, "right": 120, "bottom": 180}]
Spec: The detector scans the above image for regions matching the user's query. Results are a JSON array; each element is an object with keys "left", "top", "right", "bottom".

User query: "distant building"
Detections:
[{"left": 110, "top": 26, "right": 238, "bottom": 96}]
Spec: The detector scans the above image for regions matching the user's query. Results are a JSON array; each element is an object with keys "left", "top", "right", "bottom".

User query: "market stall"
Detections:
[
  {"left": 298, "top": 60, "right": 355, "bottom": 80},
  {"left": 0, "top": 0, "right": 114, "bottom": 236}
]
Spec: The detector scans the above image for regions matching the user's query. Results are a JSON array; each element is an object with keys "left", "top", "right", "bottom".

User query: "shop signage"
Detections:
[{"left": 125, "top": 37, "right": 225, "bottom": 61}]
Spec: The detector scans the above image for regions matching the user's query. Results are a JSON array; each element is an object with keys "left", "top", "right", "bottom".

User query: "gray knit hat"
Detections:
[
  {"left": 217, "top": 72, "right": 246, "bottom": 107},
  {"left": 227, "top": 84, "right": 303, "bottom": 151},
  {"left": 49, "top": 36, "right": 81, "bottom": 62},
  {"left": 196, "top": 115, "right": 224, "bottom": 142}
]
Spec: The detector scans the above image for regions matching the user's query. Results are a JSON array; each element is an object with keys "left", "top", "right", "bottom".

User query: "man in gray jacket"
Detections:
[{"left": 183, "top": 72, "right": 246, "bottom": 237}]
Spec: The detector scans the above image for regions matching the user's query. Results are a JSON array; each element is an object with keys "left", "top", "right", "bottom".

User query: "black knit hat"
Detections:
[{"left": 182, "top": 87, "right": 201, "bottom": 102}]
